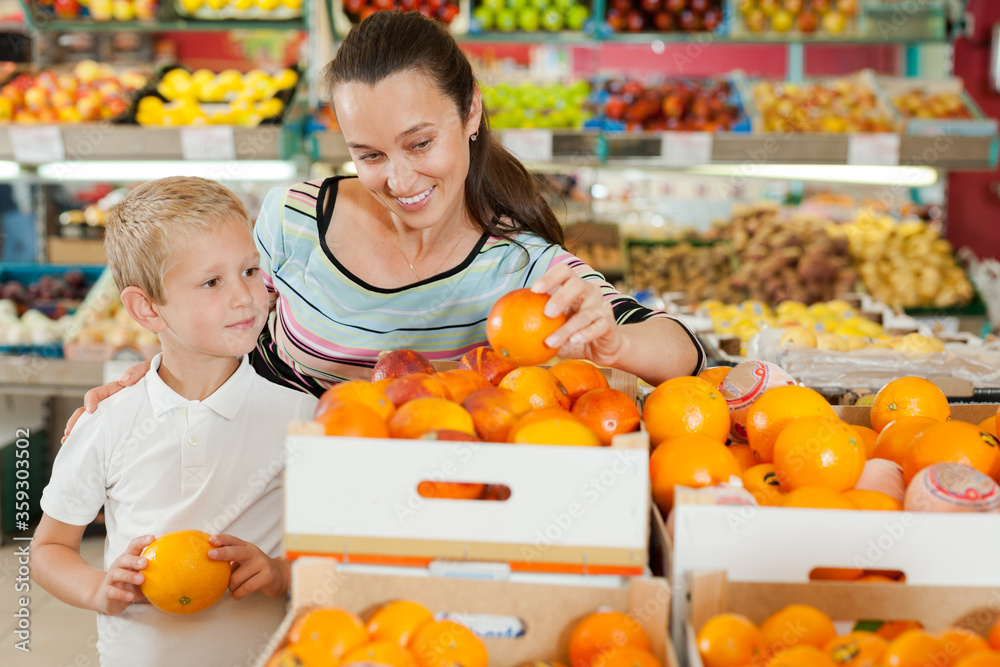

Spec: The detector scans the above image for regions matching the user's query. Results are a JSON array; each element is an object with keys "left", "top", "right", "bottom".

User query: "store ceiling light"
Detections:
[
  {"left": 36, "top": 160, "right": 301, "bottom": 182},
  {"left": 685, "top": 164, "right": 939, "bottom": 187},
  {"left": 0, "top": 162, "right": 22, "bottom": 179}
]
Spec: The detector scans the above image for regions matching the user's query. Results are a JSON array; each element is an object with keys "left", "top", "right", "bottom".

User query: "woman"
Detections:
[{"left": 68, "top": 10, "right": 703, "bottom": 427}]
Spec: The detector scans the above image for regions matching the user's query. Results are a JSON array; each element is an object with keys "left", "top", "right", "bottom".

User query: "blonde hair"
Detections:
[{"left": 105, "top": 176, "right": 251, "bottom": 304}]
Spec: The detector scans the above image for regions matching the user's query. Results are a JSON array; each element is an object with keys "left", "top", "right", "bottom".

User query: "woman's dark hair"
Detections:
[{"left": 321, "top": 10, "right": 564, "bottom": 247}]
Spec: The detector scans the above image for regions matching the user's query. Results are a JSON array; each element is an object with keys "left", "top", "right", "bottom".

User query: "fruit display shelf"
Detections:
[
  {"left": 0, "top": 123, "right": 302, "bottom": 163},
  {"left": 19, "top": 0, "right": 308, "bottom": 30}
]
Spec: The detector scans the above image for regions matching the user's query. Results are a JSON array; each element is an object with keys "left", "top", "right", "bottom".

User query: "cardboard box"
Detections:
[
  {"left": 254, "top": 557, "right": 678, "bottom": 667},
  {"left": 668, "top": 404, "right": 1000, "bottom": 655},
  {"left": 284, "top": 427, "right": 651, "bottom": 575},
  {"left": 685, "top": 571, "right": 1000, "bottom": 667},
  {"left": 47, "top": 236, "right": 106, "bottom": 265}
]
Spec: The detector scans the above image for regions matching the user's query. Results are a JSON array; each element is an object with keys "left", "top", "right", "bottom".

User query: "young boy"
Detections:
[{"left": 33, "top": 176, "right": 318, "bottom": 667}]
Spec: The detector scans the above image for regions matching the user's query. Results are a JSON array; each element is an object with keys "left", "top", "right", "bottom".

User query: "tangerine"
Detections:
[
  {"left": 139, "top": 530, "right": 230, "bottom": 615},
  {"left": 782, "top": 487, "right": 857, "bottom": 510},
  {"left": 388, "top": 398, "right": 475, "bottom": 439},
  {"left": 851, "top": 426, "right": 879, "bottom": 459},
  {"left": 765, "top": 645, "right": 837, "bottom": 667},
  {"left": 979, "top": 416, "right": 998, "bottom": 438},
  {"left": 568, "top": 611, "right": 651, "bottom": 667},
  {"left": 875, "top": 621, "right": 925, "bottom": 641},
  {"left": 316, "top": 380, "right": 396, "bottom": 421},
  {"left": 550, "top": 359, "right": 610, "bottom": 404},
  {"left": 698, "top": 365, "right": 731, "bottom": 390},
  {"left": 903, "top": 421, "right": 1000, "bottom": 486},
  {"left": 643, "top": 376, "right": 730, "bottom": 447},
  {"left": 741, "top": 464, "right": 785, "bottom": 507},
  {"left": 486, "top": 288, "right": 567, "bottom": 367},
  {"left": 990, "top": 618, "right": 1000, "bottom": 650},
  {"left": 870, "top": 377, "right": 950, "bottom": 433},
  {"left": 761, "top": 604, "right": 837, "bottom": 654},
  {"left": 881, "top": 630, "right": 947, "bottom": 667},
  {"left": 772, "top": 417, "right": 866, "bottom": 492},
  {"left": 746, "top": 385, "right": 837, "bottom": 464},
  {"left": 955, "top": 652, "right": 1000, "bottom": 667},
  {"left": 342, "top": 641, "right": 418, "bottom": 667},
  {"left": 410, "top": 620, "right": 488, "bottom": 667},
  {"left": 696, "top": 612, "right": 764, "bottom": 667},
  {"left": 366, "top": 599, "right": 434, "bottom": 646},
  {"left": 938, "top": 628, "right": 990, "bottom": 660},
  {"left": 434, "top": 370, "right": 491, "bottom": 404},
  {"left": 649, "top": 434, "right": 743, "bottom": 514},
  {"left": 873, "top": 417, "right": 939, "bottom": 466},
  {"left": 499, "top": 366, "right": 571, "bottom": 410},
  {"left": 315, "top": 401, "right": 389, "bottom": 438},
  {"left": 728, "top": 444, "right": 758, "bottom": 471},
  {"left": 841, "top": 489, "right": 903, "bottom": 511},
  {"left": 600, "top": 645, "right": 663, "bottom": 667},
  {"left": 289, "top": 608, "right": 369, "bottom": 665},
  {"left": 462, "top": 386, "right": 532, "bottom": 442},
  {"left": 824, "top": 631, "right": 887, "bottom": 666},
  {"left": 571, "top": 388, "right": 641, "bottom": 445},
  {"left": 457, "top": 346, "right": 517, "bottom": 385}
]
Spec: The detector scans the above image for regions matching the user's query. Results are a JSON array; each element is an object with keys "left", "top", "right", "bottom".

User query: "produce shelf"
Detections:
[
  {"left": 0, "top": 124, "right": 296, "bottom": 163},
  {"left": 313, "top": 129, "right": 999, "bottom": 171}
]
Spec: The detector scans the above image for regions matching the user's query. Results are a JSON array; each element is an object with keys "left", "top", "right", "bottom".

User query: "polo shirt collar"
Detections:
[{"left": 146, "top": 354, "right": 253, "bottom": 421}]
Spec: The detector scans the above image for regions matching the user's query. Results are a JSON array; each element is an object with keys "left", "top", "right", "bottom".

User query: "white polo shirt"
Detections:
[{"left": 41, "top": 354, "right": 318, "bottom": 667}]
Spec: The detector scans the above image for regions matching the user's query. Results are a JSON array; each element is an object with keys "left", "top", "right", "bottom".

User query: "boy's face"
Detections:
[{"left": 154, "top": 218, "right": 267, "bottom": 361}]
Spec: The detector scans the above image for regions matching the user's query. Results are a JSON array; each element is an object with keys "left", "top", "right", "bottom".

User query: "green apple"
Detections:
[
  {"left": 518, "top": 7, "right": 540, "bottom": 30},
  {"left": 530, "top": 0, "right": 549, "bottom": 10},
  {"left": 496, "top": 7, "right": 518, "bottom": 30},
  {"left": 483, "top": 0, "right": 503, "bottom": 11},
  {"left": 473, "top": 6, "right": 495, "bottom": 29},
  {"left": 566, "top": 4, "right": 589, "bottom": 30},
  {"left": 540, "top": 7, "right": 564, "bottom": 30},
  {"left": 507, "top": 0, "right": 527, "bottom": 10}
]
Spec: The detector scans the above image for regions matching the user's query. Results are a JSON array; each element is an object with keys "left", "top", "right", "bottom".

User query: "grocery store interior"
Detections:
[{"left": 4, "top": 0, "right": 1000, "bottom": 665}]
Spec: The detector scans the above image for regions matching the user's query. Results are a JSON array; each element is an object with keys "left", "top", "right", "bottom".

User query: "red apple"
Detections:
[
  {"left": 438, "top": 2, "right": 460, "bottom": 22},
  {"left": 605, "top": 7, "right": 626, "bottom": 30},
  {"left": 665, "top": 0, "right": 685, "bottom": 14},
  {"left": 678, "top": 8, "right": 700, "bottom": 30},
  {"left": 640, "top": 0, "right": 661, "bottom": 13},
  {"left": 653, "top": 10, "right": 675, "bottom": 30},
  {"left": 344, "top": 0, "right": 365, "bottom": 13},
  {"left": 702, "top": 7, "right": 721, "bottom": 30},
  {"left": 690, "top": 0, "right": 710, "bottom": 13},
  {"left": 606, "top": 95, "right": 627, "bottom": 120},
  {"left": 612, "top": 0, "right": 631, "bottom": 12},
  {"left": 797, "top": 9, "right": 818, "bottom": 32}
]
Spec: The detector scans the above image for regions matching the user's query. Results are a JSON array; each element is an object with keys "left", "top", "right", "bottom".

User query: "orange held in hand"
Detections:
[
  {"left": 139, "top": 530, "right": 230, "bottom": 615},
  {"left": 486, "top": 288, "right": 567, "bottom": 367}
]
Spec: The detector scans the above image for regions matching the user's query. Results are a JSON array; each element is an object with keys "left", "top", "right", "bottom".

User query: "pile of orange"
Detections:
[
  {"left": 315, "top": 346, "right": 640, "bottom": 455},
  {"left": 698, "top": 605, "right": 1000, "bottom": 667},
  {"left": 269, "top": 600, "right": 486, "bottom": 667}
]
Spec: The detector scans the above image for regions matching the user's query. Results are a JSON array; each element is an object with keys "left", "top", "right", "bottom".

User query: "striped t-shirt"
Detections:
[{"left": 252, "top": 176, "right": 705, "bottom": 396}]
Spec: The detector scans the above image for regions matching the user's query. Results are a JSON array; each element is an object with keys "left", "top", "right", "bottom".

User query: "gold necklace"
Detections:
[{"left": 391, "top": 223, "right": 468, "bottom": 282}]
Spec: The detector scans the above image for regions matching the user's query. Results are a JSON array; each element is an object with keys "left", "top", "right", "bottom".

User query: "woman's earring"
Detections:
[{"left": 470, "top": 132, "right": 478, "bottom": 142}]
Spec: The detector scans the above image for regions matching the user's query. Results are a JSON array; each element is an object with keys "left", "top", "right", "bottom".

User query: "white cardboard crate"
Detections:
[
  {"left": 669, "top": 403, "right": 1000, "bottom": 658},
  {"left": 284, "top": 429, "right": 650, "bottom": 575}
]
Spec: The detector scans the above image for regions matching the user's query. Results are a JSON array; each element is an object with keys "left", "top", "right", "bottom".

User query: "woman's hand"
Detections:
[
  {"left": 531, "top": 263, "right": 626, "bottom": 367},
  {"left": 208, "top": 534, "right": 290, "bottom": 601},
  {"left": 63, "top": 361, "right": 152, "bottom": 442}
]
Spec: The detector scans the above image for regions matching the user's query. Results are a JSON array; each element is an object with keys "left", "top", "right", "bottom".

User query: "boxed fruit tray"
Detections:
[
  {"left": 333, "top": 1, "right": 469, "bottom": 36},
  {"left": 283, "top": 422, "right": 651, "bottom": 575},
  {"left": 747, "top": 70, "right": 901, "bottom": 134},
  {"left": 877, "top": 75, "right": 999, "bottom": 137},
  {"left": 585, "top": 74, "right": 752, "bottom": 133},
  {"left": 684, "top": 571, "right": 998, "bottom": 667},
  {"left": 173, "top": 0, "right": 303, "bottom": 21},
  {"left": 253, "top": 557, "right": 677, "bottom": 667}
]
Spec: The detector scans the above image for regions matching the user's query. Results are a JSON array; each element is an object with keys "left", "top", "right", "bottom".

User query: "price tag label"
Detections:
[
  {"left": 847, "top": 133, "right": 900, "bottom": 166},
  {"left": 8, "top": 126, "right": 65, "bottom": 164},
  {"left": 181, "top": 126, "right": 236, "bottom": 161},
  {"left": 660, "top": 132, "right": 713, "bottom": 167},
  {"left": 499, "top": 129, "right": 553, "bottom": 163}
]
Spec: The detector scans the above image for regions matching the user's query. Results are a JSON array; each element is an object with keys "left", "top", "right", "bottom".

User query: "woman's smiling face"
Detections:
[{"left": 334, "top": 70, "right": 481, "bottom": 230}]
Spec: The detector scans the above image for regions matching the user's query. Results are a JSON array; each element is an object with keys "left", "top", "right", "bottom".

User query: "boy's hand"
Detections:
[
  {"left": 208, "top": 534, "right": 290, "bottom": 601},
  {"left": 93, "top": 534, "right": 154, "bottom": 616}
]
